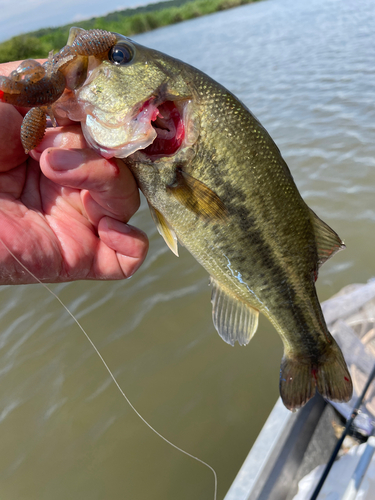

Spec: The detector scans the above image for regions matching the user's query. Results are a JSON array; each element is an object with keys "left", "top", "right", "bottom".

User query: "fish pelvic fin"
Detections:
[
  {"left": 309, "top": 208, "right": 345, "bottom": 268},
  {"left": 210, "top": 278, "right": 259, "bottom": 346},
  {"left": 148, "top": 203, "right": 179, "bottom": 256},
  {"left": 279, "top": 340, "right": 353, "bottom": 411}
]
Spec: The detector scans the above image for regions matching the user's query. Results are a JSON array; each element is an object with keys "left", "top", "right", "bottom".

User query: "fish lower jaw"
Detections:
[
  {"left": 81, "top": 117, "right": 157, "bottom": 159},
  {"left": 81, "top": 100, "right": 160, "bottom": 159},
  {"left": 81, "top": 98, "right": 196, "bottom": 161}
]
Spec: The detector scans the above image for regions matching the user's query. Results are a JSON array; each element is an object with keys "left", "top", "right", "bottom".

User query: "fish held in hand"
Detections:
[{"left": 5, "top": 28, "right": 353, "bottom": 410}]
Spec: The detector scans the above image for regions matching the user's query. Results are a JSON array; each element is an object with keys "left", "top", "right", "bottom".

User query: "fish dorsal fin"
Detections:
[
  {"left": 210, "top": 278, "right": 259, "bottom": 346},
  {"left": 148, "top": 203, "right": 179, "bottom": 256},
  {"left": 309, "top": 209, "right": 345, "bottom": 268},
  {"left": 167, "top": 168, "right": 227, "bottom": 221}
]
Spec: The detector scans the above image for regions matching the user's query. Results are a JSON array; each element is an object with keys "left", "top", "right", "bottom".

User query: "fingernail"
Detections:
[
  {"left": 52, "top": 132, "right": 64, "bottom": 148},
  {"left": 48, "top": 149, "right": 84, "bottom": 170}
]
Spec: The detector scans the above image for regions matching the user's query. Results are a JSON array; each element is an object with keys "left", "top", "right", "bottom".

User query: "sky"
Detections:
[{"left": 0, "top": 0, "right": 163, "bottom": 42}]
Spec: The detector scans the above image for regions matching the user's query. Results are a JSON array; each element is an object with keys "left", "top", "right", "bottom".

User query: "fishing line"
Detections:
[{"left": 1, "top": 239, "right": 218, "bottom": 500}]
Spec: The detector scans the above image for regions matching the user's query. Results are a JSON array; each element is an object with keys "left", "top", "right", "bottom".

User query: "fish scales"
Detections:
[
  {"left": 133, "top": 72, "right": 323, "bottom": 341},
  {"left": 2, "top": 28, "right": 353, "bottom": 410},
  {"left": 127, "top": 58, "right": 351, "bottom": 409}
]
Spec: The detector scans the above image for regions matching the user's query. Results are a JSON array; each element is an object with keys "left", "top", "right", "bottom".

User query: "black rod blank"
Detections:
[{"left": 310, "top": 362, "right": 375, "bottom": 500}]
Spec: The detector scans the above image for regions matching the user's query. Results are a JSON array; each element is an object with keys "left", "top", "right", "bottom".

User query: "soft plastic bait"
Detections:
[{"left": 0, "top": 28, "right": 117, "bottom": 153}]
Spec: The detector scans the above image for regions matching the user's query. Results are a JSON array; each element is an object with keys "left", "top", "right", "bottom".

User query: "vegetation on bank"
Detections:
[{"left": 0, "top": 0, "right": 259, "bottom": 63}]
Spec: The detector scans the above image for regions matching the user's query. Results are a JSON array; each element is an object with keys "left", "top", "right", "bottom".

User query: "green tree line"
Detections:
[{"left": 0, "top": 0, "right": 259, "bottom": 63}]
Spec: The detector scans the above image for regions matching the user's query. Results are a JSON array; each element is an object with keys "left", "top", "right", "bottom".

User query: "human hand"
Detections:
[{"left": 0, "top": 61, "right": 148, "bottom": 285}]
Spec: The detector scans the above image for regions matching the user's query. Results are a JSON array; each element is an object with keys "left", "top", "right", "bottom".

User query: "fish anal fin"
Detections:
[
  {"left": 210, "top": 278, "right": 259, "bottom": 346},
  {"left": 167, "top": 168, "right": 227, "bottom": 221},
  {"left": 309, "top": 209, "right": 345, "bottom": 268},
  {"left": 148, "top": 203, "right": 179, "bottom": 256},
  {"left": 279, "top": 341, "right": 353, "bottom": 411}
]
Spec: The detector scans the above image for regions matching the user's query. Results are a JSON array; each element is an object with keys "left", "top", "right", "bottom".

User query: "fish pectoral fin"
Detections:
[
  {"left": 279, "top": 341, "right": 353, "bottom": 411},
  {"left": 210, "top": 278, "right": 259, "bottom": 346},
  {"left": 309, "top": 208, "right": 345, "bottom": 268},
  {"left": 167, "top": 168, "right": 227, "bottom": 221},
  {"left": 148, "top": 203, "right": 179, "bottom": 256}
]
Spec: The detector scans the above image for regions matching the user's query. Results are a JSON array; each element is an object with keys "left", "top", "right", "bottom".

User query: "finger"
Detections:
[
  {"left": 40, "top": 148, "right": 140, "bottom": 222},
  {"left": 0, "top": 103, "right": 28, "bottom": 170},
  {"left": 80, "top": 190, "right": 116, "bottom": 226},
  {"left": 97, "top": 217, "right": 149, "bottom": 278},
  {"left": 29, "top": 124, "right": 87, "bottom": 162}
]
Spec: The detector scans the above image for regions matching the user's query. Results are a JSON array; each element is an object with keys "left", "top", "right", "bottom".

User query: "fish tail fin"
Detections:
[
  {"left": 315, "top": 343, "right": 353, "bottom": 404},
  {"left": 280, "top": 341, "right": 353, "bottom": 411}
]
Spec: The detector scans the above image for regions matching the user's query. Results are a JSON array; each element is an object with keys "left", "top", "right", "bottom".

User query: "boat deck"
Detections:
[{"left": 224, "top": 281, "right": 375, "bottom": 500}]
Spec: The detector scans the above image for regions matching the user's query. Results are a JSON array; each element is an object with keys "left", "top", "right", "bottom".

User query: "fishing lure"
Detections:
[{"left": 0, "top": 28, "right": 117, "bottom": 153}]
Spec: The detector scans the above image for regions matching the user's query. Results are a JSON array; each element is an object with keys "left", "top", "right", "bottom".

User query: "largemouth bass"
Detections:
[{"left": 1, "top": 29, "right": 353, "bottom": 410}]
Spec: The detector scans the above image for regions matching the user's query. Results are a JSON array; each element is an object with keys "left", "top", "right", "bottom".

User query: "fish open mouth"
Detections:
[
  {"left": 76, "top": 95, "right": 194, "bottom": 160},
  {"left": 142, "top": 100, "right": 185, "bottom": 158}
]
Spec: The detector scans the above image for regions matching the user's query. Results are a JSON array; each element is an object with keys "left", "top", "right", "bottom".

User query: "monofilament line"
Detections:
[{"left": 2, "top": 240, "right": 217, "bottom": 500}]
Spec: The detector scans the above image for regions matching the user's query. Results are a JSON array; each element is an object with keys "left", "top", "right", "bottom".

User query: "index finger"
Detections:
[
  {"left": 0, "top": 60, "right": 48, "bottom": 171},
  {"left": 0, "top": 103, "right": 27, "bottom": 170}
]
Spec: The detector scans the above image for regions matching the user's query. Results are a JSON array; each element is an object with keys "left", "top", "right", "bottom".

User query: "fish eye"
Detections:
[{"left": 108, "top": 43, "right": 134, "bottom": 66}]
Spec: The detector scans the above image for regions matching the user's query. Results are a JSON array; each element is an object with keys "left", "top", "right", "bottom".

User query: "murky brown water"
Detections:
[{"left": 0, "top": 0, "right": 374, "bottom": 498}]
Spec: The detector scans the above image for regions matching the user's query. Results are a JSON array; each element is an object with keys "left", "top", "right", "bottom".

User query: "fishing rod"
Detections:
[{"left": 310, "top": 361, "right": 375, "bottom": 500}]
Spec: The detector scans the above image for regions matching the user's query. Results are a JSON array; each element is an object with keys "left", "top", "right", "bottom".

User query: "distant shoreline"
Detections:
[{"left": 0, "top": 0, "right": 261, "bottom": 63}]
